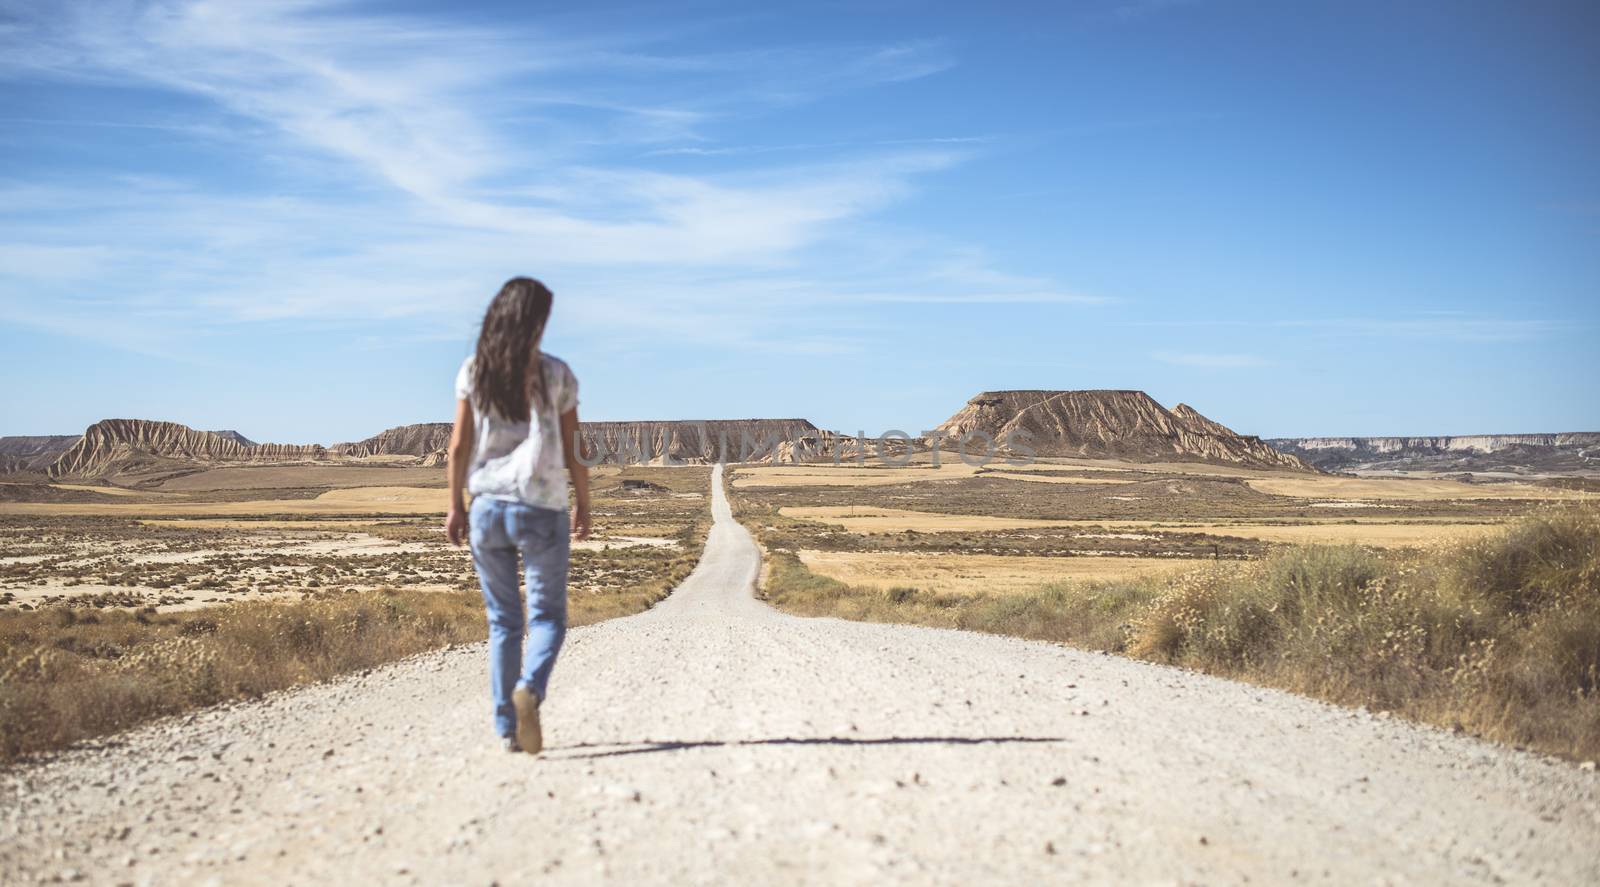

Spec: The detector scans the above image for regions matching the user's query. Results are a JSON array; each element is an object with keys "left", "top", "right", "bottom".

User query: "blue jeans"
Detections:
[{"left": 468, "top": 497, "right": 570, "bottom": 738}]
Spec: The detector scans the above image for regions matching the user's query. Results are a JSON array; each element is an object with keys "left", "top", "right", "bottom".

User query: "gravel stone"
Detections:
[{"left": 2, "top": 465, "right": 1596, "bottom": 884}]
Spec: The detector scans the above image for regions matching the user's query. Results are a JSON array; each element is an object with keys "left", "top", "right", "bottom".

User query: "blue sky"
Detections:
[{"left": 1, "top": 0, "right": 1596, "bottom": 443}]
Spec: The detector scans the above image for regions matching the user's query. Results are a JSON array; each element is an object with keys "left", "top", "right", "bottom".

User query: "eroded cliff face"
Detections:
[
  {"left": 33, "top": 416, "right": 834, "bottom": 478},
  {"left": 1274, "top": 434, "right": 1600, "bottom": 455},
  {"left": 47, "top": 420, "right": 327, "bottom": 478},
  {"left": 578, "top": 419, "right": 820, "bottom": 465},
  {"left": 33, "top": 395, "right": 1348, "bottom": 480},
  {"left": 331, "top": 423, "right": 453, "bottom": 459},
  {"left": 1269, "top": 433, "right": 1600, "bottom": 474},
  {"left": 771, "top": 430, "right": 918, "bottom": 464},
  {"left": 209, "top": 431, "right": 258, "bottom": 447},
  {"left": 930, "top": 390, "right": 1312, "bottom": 470},
  {"left": 40, "top": 420, "right": 463, "bottom": 479},
  {"left": 0, "top": 435, "right": 79, "bottom": 474}
]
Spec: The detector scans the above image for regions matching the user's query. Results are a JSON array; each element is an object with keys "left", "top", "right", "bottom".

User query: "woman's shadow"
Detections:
[{"left": 544, "top": 735, "right": 1068, "bottom": 760}]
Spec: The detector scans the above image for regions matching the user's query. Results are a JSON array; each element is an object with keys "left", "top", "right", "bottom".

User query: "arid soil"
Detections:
[
  {"left": 797, "top": 550, "right": 1204, "bottom": 592},
  {"left": 725, "top": 456, "right": 1595, "bottom": 639},
  {"left": 0, "top": 466, "right": 707, "bottom": 612},
  {"left": 2, "top": 465, "right": 1596, "bottom": 885}
]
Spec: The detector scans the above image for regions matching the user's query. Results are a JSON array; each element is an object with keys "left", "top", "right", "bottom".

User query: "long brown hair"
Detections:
[{"left": 471, "top": 277, "right": 553, "bottom": 420}]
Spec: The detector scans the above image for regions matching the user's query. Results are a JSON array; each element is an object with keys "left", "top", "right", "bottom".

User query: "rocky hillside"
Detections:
[
  {"left": 331, "top": 423, "right": 452, "bottom": 459},
  {"left": 209, "top": 430, "right": 258, "bottom": 447},
  {"left": 1269, "top": 433, "right": 1600, "bottom": 475},
  {"left": 579, "top": 419, "right": 819, "bottom": 465},
  {"left": 772, "top": 430, "right": 917, "bottom": 463},
  {"left": 24, "top": 396, "right": 1354, "bottom": 480},
  {"left": 0, "top": 435, "right": 79, "bottom": 474},
  {"left": 47, "top": 420, "right": 327, "bottom": 478},
  {"left": 26, "top": 416, "right": 828, "bottom": 478},
  {"left": 931, "top": 390, "right": 1311, "bottom": 470}
]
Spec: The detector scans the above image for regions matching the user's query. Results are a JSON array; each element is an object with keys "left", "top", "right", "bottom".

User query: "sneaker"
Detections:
[
  {"left": 501, "top": 736, "right": 522, "bottom": 753},
  {"left": 512, "top": 685, "right": 543, "bottom": 755}
]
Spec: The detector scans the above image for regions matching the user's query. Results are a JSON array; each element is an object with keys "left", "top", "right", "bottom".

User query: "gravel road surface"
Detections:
[{"left": 3, "top": 464, "right": 1597, "bottom": 885}]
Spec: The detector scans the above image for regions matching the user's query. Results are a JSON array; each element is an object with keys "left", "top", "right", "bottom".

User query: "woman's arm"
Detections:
[
  {"left": 445, "top": 398, "right": 474, "bottom": 546},
  {"left": 560, "top": 406, "right": 591, "bottom": 540}
]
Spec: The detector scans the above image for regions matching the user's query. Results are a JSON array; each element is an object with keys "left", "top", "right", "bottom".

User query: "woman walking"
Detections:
[{"left": 446, "top": 277, "right": 590, "bottom": 754}]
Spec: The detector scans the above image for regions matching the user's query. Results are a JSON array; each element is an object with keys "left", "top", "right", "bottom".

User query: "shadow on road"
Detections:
[{"left": 546, "top": 735, "right": 1069, "bottom": 760}]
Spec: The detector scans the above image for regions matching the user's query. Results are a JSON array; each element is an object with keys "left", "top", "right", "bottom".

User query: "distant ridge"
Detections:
[
  {"left": 0, "top": 435, "right": 79, "bottom": 474},
  {"left": 208, "top": 430, "right": 258, "bottom": 447},
  {"left": 47, "top": 420, "right": 326, "bottom": 478},
  {"left": 25, "top": 417, "right": 831, "bottom": 479},
  {"left": 1269, "top": 434, "right": 1600, "bottom": 475},
  {"left": 331, "top": 423, "right": 453, "bottom": 460},
  {"left": 40, "top": 419, "right": 464, "bottom": 479},
  {"left": 931, "top": 390, "right": 1312, "bottom": 470},
  {"left": 579, "top": 419, "right": 819, "bottom": 465},
  {"left": 15, "top": 393, "right": 1334, "bottom": 480}
]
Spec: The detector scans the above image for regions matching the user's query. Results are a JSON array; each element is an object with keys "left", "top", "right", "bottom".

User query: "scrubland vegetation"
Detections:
[
  {"left": 759, "top": 508, "right": 1600, "bottom": 760},
  {"left": 0, "top": 539, "right": 706, "bottom": 763},
  {"left": 0, "top": 466, "right": 710, "bottom": 762},
  {"left": 0, "top": 589, "right": 481, "bottom": 761}
]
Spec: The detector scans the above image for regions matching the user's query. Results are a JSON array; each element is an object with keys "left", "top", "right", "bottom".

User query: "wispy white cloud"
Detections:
[
  {"left": 0, "top": 2, "right": 955, "bottom": 206},
  {"left": 1152, "top": 351, "right": 1268, "bottom": 368},
  {"left": 0, "top": 0, "right": 1093, "bottom": 360}
]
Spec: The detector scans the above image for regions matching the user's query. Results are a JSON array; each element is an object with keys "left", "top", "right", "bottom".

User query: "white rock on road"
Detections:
[{"left": 3, "top": 464, "right": 1598, "bottom": 884}]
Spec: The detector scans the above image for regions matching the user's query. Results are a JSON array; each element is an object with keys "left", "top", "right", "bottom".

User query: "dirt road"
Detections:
[{"left": 4, "top": 465, "right": 1597, "bottom": 884}]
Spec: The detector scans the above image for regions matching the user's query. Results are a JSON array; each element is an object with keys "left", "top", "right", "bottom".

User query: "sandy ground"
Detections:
[
  {"left": 135, "top": 519, "right": 414, "bottom": 530},
  {"left": 1244, "top": 475, "right": 1589, "bottom": 501},
  {"left": 798, "top": 550, "right": 1203, "bottom": 593},
  {"left": 780, "top": 506, "right": 1506, "bottom": 547},
  {"left": 151, "top": 466, "right": 448, "bottom": 492},
  {"left": 1030, "top": 457, "right": 1296, "bottom": 478},
  {"left": 782, "top": 505, "right": 1089, "bottom": 533},
  {"left": 0, "top": 486, "right": 450, "bottom": 517},
  {"left": 2, "top": 525, "right": 673, "bottom": 610},
  {"left": 733, "top": 461, "right": 1202, "bottom": 489},
  {"left": 2, "top": 531, "right": 433, "bottom": 568},
  {"left": 977, "top": 472, "right": 1134, "bottom": 485},
  {"left": 571, "top": 535, "right": 678, "bottom": 552},
  {"left": 730, "top": 462, "right": 981, "bottom": 487},
  {"left": 0, "top": 529, "right": 447, "bottom": 610},
  {"left": 48, "top": 483, "right": 164, "bottom": 497},
  {"left": 3, "top": 465, "right": 1597, "bottom": 885}
]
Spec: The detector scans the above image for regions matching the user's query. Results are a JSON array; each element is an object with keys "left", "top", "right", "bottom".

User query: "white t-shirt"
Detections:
[{"left": 454, "top": 353, "right": 579, "bottom": 509}]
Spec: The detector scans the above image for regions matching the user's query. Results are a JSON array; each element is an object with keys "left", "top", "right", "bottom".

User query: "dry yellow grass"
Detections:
[
  {"left": 1245, "top": 475, "right": 1589, "bottom": 501},
  {"left": 152, "top": 465, "right": 446, "bottom": 492},
  {"left": 783, "top": 505, "right": 1079, "bottom": 532},
  {"left": 1172, "top": 522, "right": 1504, "bottom": 547},
  {"left": 762, "top": 509, "right": 1600, "bottom": 761},
  {"left": 0, "top": 482, "right": 182, "bottom": 499},
  {"left": 780, "top": 505, "right": 1505, "bottom": 548},
  {"left": 52, "top": 483, "right": 170, "bottom": 497},
  {"left": 0, "top": 485, "right": 449, "bottom": 517},
  {"left": 977, "top": 471, "right": 1132, "bottom": 485},
  {"left": 0, "top": 589, "right": 487, "bottom": 762},
  {"left": 797, "top": 549, "right": 1203, "bottom": 594},
  {"left": 137, "top": 518, "right": 412, "bottom": 530},
  {"left": 310, "top": 485, "right": 450, "bottom": 511},
  {"left": 730, "top": 462, "right": 981, "bottom": 488},
  {"left": 1029, "top": 457, "right": 1277, "bottom": 478}
]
